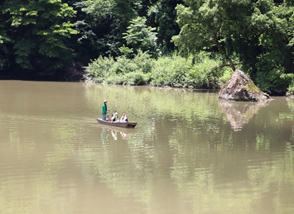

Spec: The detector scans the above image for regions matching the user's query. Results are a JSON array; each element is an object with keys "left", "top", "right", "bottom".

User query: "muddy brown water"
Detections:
[{"left": 0, "top": 80, "right": 294, "bottom": 214}]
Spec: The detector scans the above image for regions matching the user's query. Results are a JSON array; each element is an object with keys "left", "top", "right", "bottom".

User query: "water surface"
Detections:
[{"left": 0, "top": 80, "right": 294, "bottom": 214}]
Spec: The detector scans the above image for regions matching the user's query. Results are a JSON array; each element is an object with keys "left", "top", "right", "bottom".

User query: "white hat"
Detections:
[{"left": 104, "top": 100, "right": 107, "bottom": 103}]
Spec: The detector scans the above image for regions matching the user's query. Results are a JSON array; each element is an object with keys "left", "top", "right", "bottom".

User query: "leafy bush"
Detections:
[
  {"left": 104, "top": 71, "right": 151, "bottom": 85},
  {"left": 218, "top": 67, "right": 234, "bottom": 86},
  {"left": 255, "top": 66, "right": 291, "bottom": 92},
  {"left": 85, "top": 51, "right": 233, "bottom": 89},
  {"left": 109, "top": 56, "right": 138, "bottom": 74},
  {"left": 108, "top": 51, "right": 154, "bottom": 75},
  {"left": 287, "top": 83, "right": 294, "bottom": 95},
  {"left": 150, "top": 54, "right": 190, "bottom": 87},
  {"left": 133, "top": 51, "right": 154, "bottom": 73},
  {"left": 102, "top": 51, "right": 154, "bottom": 85},
  {"left": 254, "top": 50, "right": 292, "bottom": 92},
  {"left": 123, "top": 72, "right": 149, "bottom": 85},
  {"left": 84, "top": 56, "right": 115, "bottom": 82},
  {"left": 185, "top": 52, "right": 231, "bottom": 89},
  {"left": 284, "top": 74, "right": 294, "bottom": 95}
]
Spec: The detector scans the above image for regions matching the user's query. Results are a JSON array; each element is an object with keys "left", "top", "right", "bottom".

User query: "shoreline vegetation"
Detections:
[
  {"left": 1, "top": 1, "right": 294, "bottom": 96},
  {"left": 84, "top": 51, "right": 235, "bottom": 90},
  {"left": 83, "top": 51, "right": 292, "bottom": 97}
]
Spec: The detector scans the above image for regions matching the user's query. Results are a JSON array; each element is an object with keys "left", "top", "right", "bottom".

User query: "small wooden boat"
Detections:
[{"left": 97, "top": 118, "right": 137, "bottom": 128}]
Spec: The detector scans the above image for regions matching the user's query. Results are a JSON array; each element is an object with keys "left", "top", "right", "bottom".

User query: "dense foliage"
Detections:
[
  {"left": 85, "top": 51, "right": 233, "bottom": 89},
  {"left": 172, "top": 0, "right": 294, "bottom": 94},
  {"left": 0, "top": 0, "right": 78, "bottom": 79},
  {"left": 0, "top": 0, "right": 294, "bottom": 94}
]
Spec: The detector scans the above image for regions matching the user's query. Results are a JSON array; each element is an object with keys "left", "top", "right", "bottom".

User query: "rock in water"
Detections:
[{"left": 218, "top": 70, "right": 271, "bottom": 102}]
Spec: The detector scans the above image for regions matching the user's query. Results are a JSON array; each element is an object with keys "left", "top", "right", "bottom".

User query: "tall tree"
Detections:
[
  {"left": 0, "top": 1, "right": 11, "bottom": 72},
  {"left": 0, "top": 0, "right": 78, "bottom": 78},
  {"left": 73, "top": 0, "right": 182, "bottom": 58},
  {"left": 172, "top": 0, "right": 246, "bottom": 71},
  {"left": 172, "top": 0, "right": 294, "bottom": 92},
  {"left": 123, "top": 16, "right": 158, "bottom": 57},
  {"left": 74, "top": 0, "right": 143, "bottom": 57},
  {"left": 148, "top": 0, "right": 182, "bottom": 52}
]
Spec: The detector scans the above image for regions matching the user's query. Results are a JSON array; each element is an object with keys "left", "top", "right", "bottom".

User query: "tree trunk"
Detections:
[{"left": 214, "top": 37, "right": 236, "bottom": 71}]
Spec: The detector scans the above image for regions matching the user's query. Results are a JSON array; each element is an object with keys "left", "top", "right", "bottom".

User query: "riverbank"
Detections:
[
  {"left": 84, "top": 56, "right": 293, "bottom": 96},
  {"left": 1, "top": 51, "right": 291, "bottom": 96}
]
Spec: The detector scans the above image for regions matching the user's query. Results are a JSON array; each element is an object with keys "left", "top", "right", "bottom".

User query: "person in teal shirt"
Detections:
[{"left": 101, "top": 100, "right": 108, "bottom": 120}]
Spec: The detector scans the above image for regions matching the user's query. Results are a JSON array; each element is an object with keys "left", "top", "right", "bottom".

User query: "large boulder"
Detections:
[{"left": 218, "top": 69, "right": 272, "bottom": 102}]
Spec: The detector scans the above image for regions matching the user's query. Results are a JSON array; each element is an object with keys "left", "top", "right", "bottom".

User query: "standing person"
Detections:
[{"left": 101, "top": 100, "right": 108, "bottom": 120}]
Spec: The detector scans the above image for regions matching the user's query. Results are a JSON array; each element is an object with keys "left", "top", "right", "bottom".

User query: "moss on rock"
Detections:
[{"left": 219, "top": 70, "right": 271, "bottom": 102}]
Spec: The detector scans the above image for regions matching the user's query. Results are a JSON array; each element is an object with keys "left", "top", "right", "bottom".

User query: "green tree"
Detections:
[
  {"left": 0, "top": 2, "right": 10, "bottom": 72},
  {"left": 172, "top": 0, "right": 245, "bottom": 71},
  {"left": 74, "top": 0, "right": 182, "bottom": 59},
  {"left": 74, "top": 0, "right": 143, "bottom": 57},
  {"left": 148, "top": 0, "right": 182, "bottom": 52},
  {"left": 172, "top": 0, "right": 294, "bottom": 92},
  {"left": 0, "top": 0, "right": 78, "bottom": 78},
  {"left": 253, "top": 3, "right": 294, "bottom": 91},
  {"left": 123, "top": 16, "right": 158, "bottom": 57}
]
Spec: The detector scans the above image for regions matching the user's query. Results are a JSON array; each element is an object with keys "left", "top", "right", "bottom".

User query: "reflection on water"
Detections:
[
  {"left": 219, "top": 100, "right": 271, "bottom": 131},
  {"left": 0, "top": 81, "right": 294, "bottom": 214},
  {"left": 100, "top": 127, "right": 130, "bottom": 143},
  {"left": 100, "top": 127, "right": 109, "bottom": 144}
]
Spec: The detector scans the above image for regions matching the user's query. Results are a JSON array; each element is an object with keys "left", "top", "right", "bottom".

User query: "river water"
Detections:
[{"left": 0, "top": 80, "right": 294, "bottom": 214}]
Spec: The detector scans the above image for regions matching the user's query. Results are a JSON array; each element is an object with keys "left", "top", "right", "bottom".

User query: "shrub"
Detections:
[
  {"left": 85, "top": 51, "right": 231, "bottom": 89},
  {"left": 133, "top": 51, "right": 154, "bottom": 73},
  {"left": 255, "top": 66, "right": 291, "bottom": 92},
  {"left": 109, "top": 56, "right": 138, "bottom": 74},
  {"left": 124, "top": 72, "right": 148, "bottom": 85},
  {"left": 218, "top": 67, "right": 234, "bottom": 87},
  {"left": 150, "top": 54, "right": 190, "bottom": 87},
  {"left": 185, "top": 53, "right": 226, "bottom": 89},
  {"left": 84, "top": 56, "right": 115, "bottom": 82}
]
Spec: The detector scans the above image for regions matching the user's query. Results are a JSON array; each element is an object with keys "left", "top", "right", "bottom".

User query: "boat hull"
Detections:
[{"left": 97, "top": 118, "right": 137, "bottom": 128}]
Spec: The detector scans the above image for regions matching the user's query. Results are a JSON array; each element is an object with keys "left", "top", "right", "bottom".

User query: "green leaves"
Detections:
[
  {"left": 172, "top": 0, "right": 294, "bottom": 92},
  {"left": 1, "top": 0, "right": 78, "bottom": 73},
  {"left": 123, "top": 16, "right": 158, "bottom": 57},
  {"left": 80, "top": 0, "right": 115, "bottom": 21}
]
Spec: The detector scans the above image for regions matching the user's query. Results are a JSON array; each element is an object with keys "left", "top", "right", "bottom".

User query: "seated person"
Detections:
[
  {"left": 120, "top": 112, "right": 128, "bottom": 122},
  {"left": 111, "top": 111, "right": 119, "bottom": 122},
  {"left": 106, "top": 114, "right": 111, "bottom": 121}
]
